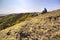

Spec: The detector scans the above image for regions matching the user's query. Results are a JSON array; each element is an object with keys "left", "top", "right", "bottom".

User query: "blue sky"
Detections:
[{"left": 0, "top": 0, "right": 60, "bottom": 14}]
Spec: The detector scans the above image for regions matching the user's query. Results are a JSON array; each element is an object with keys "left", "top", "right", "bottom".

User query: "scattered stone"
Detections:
[{"left": 6, "top": 30, "right": 11, "bottom": 35}]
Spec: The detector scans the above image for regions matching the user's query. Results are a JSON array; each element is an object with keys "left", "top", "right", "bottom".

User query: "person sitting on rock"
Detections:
[{"left": 42, "top": 8, "right": 47, "bottom": 13}]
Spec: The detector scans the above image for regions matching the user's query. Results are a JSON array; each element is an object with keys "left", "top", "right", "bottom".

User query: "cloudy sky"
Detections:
[{"left": 0, "top": 0, "right": 60, "bottom": 14}]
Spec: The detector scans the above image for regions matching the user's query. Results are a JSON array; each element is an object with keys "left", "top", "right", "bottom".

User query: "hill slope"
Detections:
[
  {"left": 0, "top": 13, "right": 38, "bottom": 30},
  {"left": 0, "top": 9, "right": 60, "bottom": 40}
]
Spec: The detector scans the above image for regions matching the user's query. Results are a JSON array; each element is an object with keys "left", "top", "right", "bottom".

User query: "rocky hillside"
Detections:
[{"left": 0, "top": 9, "right": 60, "bottom": 40}]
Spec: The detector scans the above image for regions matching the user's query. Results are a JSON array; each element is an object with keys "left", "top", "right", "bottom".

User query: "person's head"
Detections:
[{"left": 44, "top": 8, "right": 46, "bottom": 10}]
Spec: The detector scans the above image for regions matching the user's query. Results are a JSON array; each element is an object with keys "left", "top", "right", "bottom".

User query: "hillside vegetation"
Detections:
[
  {"left": 0, "top": 13, "right": 38, "bottom": 30},
  {"left": 0, "top": 9, "right": 60, "bottom": 40}
]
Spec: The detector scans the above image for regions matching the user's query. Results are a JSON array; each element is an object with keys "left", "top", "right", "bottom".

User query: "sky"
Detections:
[{"left": 0, "top": 0, "right": 60, "bottom": 14}]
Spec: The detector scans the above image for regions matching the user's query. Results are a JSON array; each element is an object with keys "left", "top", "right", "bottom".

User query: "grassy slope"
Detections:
[
  {"left": 0, "top": 9, "right": 60, "bottom": 40},
  {"left": 0, "top": 13, "right": 38, "bottom": 30}
]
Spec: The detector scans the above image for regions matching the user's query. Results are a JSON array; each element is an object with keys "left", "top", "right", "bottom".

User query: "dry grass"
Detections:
[{"left": 0, "top": 9, "right": 60, "bottom": 40}]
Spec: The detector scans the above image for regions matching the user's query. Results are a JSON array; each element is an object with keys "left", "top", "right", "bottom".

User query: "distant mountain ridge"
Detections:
[{"left": 0, "top": 14, "right": 8, "bottom": 16}]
